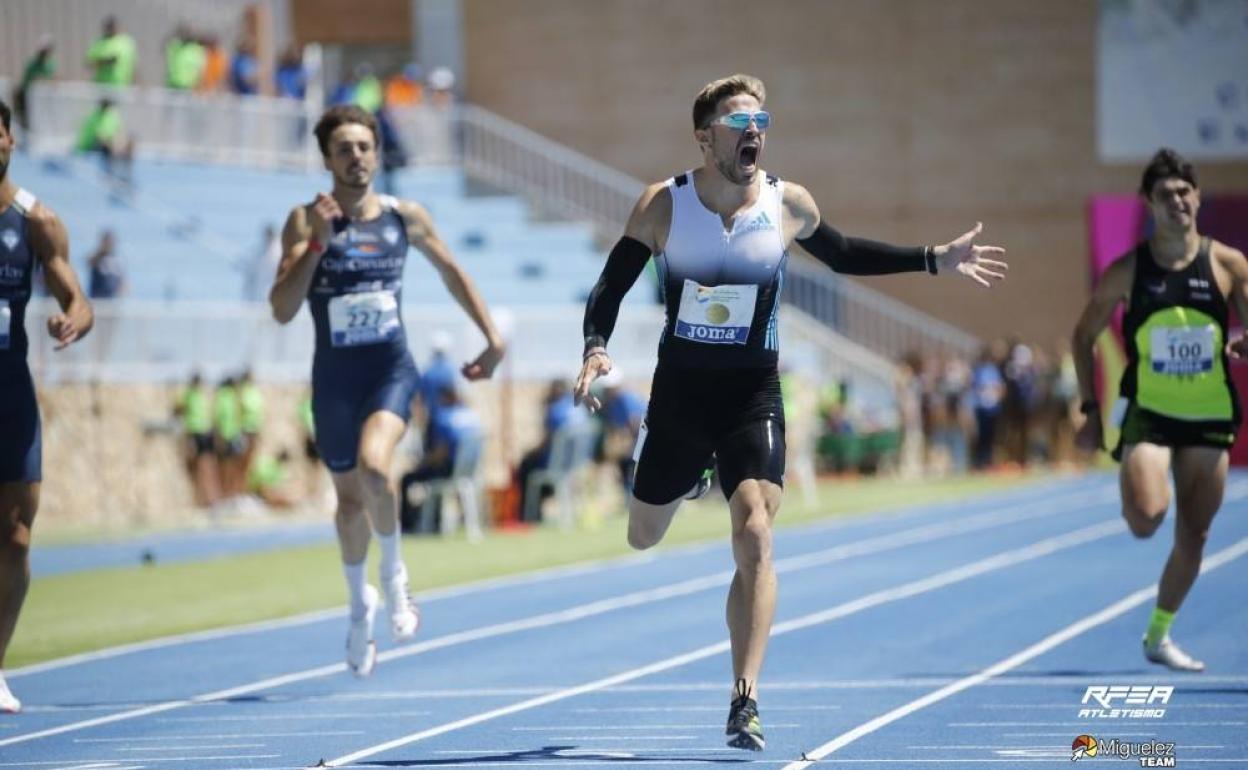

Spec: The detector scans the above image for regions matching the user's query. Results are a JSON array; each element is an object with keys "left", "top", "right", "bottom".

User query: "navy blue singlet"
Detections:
[
  {"left": 0, "top": 188, "right": 42, "bottom": 483},
  {"left": 306, "top": 196, "right": 420, "bottom": 472}
]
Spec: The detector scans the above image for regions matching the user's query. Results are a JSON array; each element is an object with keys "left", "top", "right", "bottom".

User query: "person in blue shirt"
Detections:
[
  {"left": 400, "top": 384, "right": 481, "bottom": 532},
  {"left": 418, "top": 330, "right": 459, "bottom": 436},
  {"left": 516, "top": 379, "right": 583, "bottom": 522},
  {"left": 970, "top": 342, "right": 1006, "bottom": 469},
  {"left": 594, "top": 367, "right": 646, "bottom": 495},
  {"left": 229, "top": 40, "right": 259, "bottom": 96}
]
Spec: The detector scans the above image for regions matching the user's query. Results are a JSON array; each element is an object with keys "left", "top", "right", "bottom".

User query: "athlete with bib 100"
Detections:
[
  {"left": 1073, "top": 148, "right": 1248, "bottom": 672},
  {"left": 573, "top": 74, "right": 1007, "bottom": 751},
  {"left": 271, "top": 105, "right": 504, "bottom": 678}
]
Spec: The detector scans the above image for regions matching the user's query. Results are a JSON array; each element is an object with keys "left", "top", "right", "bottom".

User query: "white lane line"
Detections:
[
  {"left": 76, "top": 728, "right": 364, "bottom": 743},
  {"left": 117, "top": 744, "right": 264, "bottom": 750},
  {"left": 13, "top": 479, "right": 1104, "bottom": 679},
  {"left": 601, "top": 674, "right": 1248, "bottom": 691},
  {"left": 781, "top": 534, "right": 1248, "bottom": 770},
  {"left": 570, "top": 706, "right": 841, "bottom": 713},
  {"left": 156, "top": 711, "right": 432, "bottom": 722},
  {"left": 512, "top": 723, "right": 801, "bottom": 730},
  {"left": 1002, "top": 732, "right": 1157, "bottom": 737},
  {"left": 322, "top": 519, "right": 1124, "bottom": 767},
  {"left": 2, "top": 492, "right": 1105, "bottom": 749},
  {"left": 546, "top": 735, "right": 699, "bottom": 741},
  {"left": 951, "top": 720, "right": 1247, "bottom": 726},
  {"left": 982, "top": 703, "right": 1248, "bottom": 709},
  {"left": 0, "top": 759, "right": 281, "bottom": 766}
]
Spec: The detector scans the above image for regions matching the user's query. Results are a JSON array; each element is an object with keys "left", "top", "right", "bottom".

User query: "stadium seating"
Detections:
[{"left": 8, "top": 154, "right": 651, "bottom": 307}]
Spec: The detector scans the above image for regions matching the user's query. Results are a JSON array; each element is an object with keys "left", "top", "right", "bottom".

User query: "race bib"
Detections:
[
  {"left": 674, "top": 280, "right": 757, "bottom": 345},
  {"left": 0, "top": 299, "right": 10, "bottom": 351},
  {"left": 1150, "top": 325, "right": 1215, "bottom": 375},
  {"left": 328, "top": 290, "right": 400, "bottom": 347}
]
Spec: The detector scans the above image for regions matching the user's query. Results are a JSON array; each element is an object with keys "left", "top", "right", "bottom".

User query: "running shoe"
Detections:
[
  {"left": 385, "top": 566, "right": 420, "bottom": 642},
  {"left": 346, "top": 584, "right": 379, "bottom": 678},
  {"left": 725, "top": 678, "right": 764, "bottom": 751},
  {"left": 0, "top": 673, "right": 21, "bottom": 714},
  {"left": 1143, "top": 634, "right": 1205, "bottom": 672}
]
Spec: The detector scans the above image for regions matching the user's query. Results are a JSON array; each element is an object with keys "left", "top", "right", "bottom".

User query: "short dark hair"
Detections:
[
  {"left": 0, "top": 99, "right": 10, "bottom": 133},
  {"left": 1140, "top": 147, "right": 1197, "bottom": 198},
  {"left": 692, "top": 74, "right": 766, "bottom": 130},
  {"left": 313, "top": 105, "right": 380, "bottom": 157}
]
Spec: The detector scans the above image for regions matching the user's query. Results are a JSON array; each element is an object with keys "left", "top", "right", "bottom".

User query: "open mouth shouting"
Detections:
[{"left": 737, "top": 141, "right": 761, "bottom": 175}]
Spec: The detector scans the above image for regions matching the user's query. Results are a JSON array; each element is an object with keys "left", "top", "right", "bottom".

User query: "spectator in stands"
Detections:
[
  {"left": 1001, "top": 338, "right": 1037, "bottom": 467},
  {"left": 275, "top": 45, "right": 308, "bottom": 100},
  {"left": 86, "top": 229, "right": 126, "bottom": 299},
  {"left": 418, "top": 331, "right": 459, "bottom": 439},
  {"left": 248, "top": 448, "right": 300, "bottom": 509},
  {"left": 1048, "top": 339, "right": 1081, "bottom": 466},
  {"left": 164, "top": 24, "right": 205, "bottom": 91},
  {"left": 400, "top": 384, "right": 482, "bottom": 533},
  {"left": 376, "top": 106, "right": 407, "bottom": 194},
  {"left": 86, "top": 16, "right": 137, "bottom": 86},
  {"left": 385, "top": 63, "right": 424, "bottom": 108},
  {"left": 593, "top": 367, "right": 646, "bottom": 496},
  {"left": 970, "top": 341, "right": 1006, "bottom": 470},
  {"left": 238, "top": 369, "right": 265, "bottom": 479},
  {"left": 352, "top": 63, "right": 385, "bottom": 114},
  {"left": 240, "top": 222, "right": 281, "bottom": 302},
  {"left": 175, "top": 372, "right": 219, "bottom": 507},
  {"left": 516, "top": 379, "right": 584, "bottom": 523},
  {"left": 895, "top": 352, "right": 925, "bottom": 479},
  {"left": 926, "top": 352, "right": 971, "bottom": 476},
  {"left": 74, "top": 98, "right": 135, "bottom": 190},
  {"left": 214, "top": 375, "right": 246, "bottom": 497},
  {"left": 297, "top": 390, "right": 324, "bottom": 500},
  {"left": 14, "top": 36, "right": 56, "bottom": 133},
  {"left": 427, "top": 66, "right": 456, "bottom": 106},
  {"left": 229, "top": 39, "right": 260, "bottom": 96},
  {"left": 197, "top": 35, "right": 228, "bottom": 93}
]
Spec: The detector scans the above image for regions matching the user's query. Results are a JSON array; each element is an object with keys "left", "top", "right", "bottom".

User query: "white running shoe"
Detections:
[
  {"left": 0, "top": 673, "right": 21, "bottom": 714},
  {"left": 385, "top": 566, "right": 420, "bottom": 642},
  {"left": 346, "top": 584, "right": 379, "bottom": 678},
  {"left": 1143, "top": 634, "right": 1205, "bottom": 672}
]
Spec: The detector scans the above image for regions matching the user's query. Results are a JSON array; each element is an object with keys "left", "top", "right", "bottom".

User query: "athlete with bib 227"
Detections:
[
  {"left": 573, "top": 74, "right": 1007, "bottom": 751},
  {"left": 1073, "top": 148, "right": 1248, "bottom": 673},
  {"left": 0, "top": 98, "right": 94, "bottom": 713},
  {"left": 270, "top": 105, "right": 504, "bottom": 678}
]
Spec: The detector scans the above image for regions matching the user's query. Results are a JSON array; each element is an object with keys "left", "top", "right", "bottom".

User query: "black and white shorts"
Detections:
[{"left": 632, "top": 363, "right": 785, "bottom": 504}]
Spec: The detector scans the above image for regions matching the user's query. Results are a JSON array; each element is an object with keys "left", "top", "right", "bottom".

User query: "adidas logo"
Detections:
[{"left": 738, "top": 212, "right": 775, "bottom": 234}]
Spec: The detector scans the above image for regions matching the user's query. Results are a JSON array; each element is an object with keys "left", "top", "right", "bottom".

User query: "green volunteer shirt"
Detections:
[{"left": 87, "top": 33, "right": 137, "bottom": 85}]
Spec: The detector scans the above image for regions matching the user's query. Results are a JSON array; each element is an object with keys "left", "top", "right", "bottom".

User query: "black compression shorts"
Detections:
[{"left": 632, "top": 364, "right": 785, "bottom": 504}]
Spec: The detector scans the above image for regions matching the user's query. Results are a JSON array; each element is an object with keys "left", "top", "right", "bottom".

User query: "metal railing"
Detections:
[
  {"left": 26, "top": 80, "right": 320, "bottom": 170},
  {"left": 785, "top": 259, "right": 981, "bottom": 360},
  {"left": 22, "top": 79, "right": 980, "bottom": 357},
  {"left": 23, "top": 300, "right": 899, "bottom": 393}
]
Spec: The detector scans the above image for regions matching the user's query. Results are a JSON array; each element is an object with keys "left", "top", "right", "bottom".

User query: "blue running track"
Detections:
[{"left": 5, "top": 471, "right": 1247, "bottom": 768}]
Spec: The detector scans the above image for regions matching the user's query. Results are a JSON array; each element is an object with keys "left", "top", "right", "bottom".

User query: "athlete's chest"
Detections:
[
  {"left": 665, "top": 202, "right": 785, "bottom": 284},
  {"left": 0, "top": 212, "right": 33, "bottom": 297},
  {"left": 314, "top": 218, "right": 408, "bottom": 291}
]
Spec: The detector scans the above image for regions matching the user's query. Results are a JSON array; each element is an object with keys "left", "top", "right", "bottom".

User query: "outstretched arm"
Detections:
[
  {"left": 784, "top": 183, "right": 1007, "bottom": 286},
  {"left": 401, "top": 201, "right": 505, "bottom": 380},
  {"left": 30, "top": 204, "right": 93, "bottom": 349},
  {"left": 575, "top": 183, "right": 668, "bottom": 411}
]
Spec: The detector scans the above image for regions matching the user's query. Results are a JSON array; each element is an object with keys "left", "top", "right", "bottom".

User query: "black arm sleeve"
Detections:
[
  {"left": 796, "top": 220, "right": 935, "bottom": 276},
  {"left": 583, "top": 235, "right": 652, "bottom": 351}
]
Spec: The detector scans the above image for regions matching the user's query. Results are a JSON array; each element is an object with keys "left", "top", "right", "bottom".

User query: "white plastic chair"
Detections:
[
  {"left": 417, "top": 431, "right": 485, "bottom": 541},
  {"left": 523, "top": 419, "right": 599, "bottom": 528}
]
